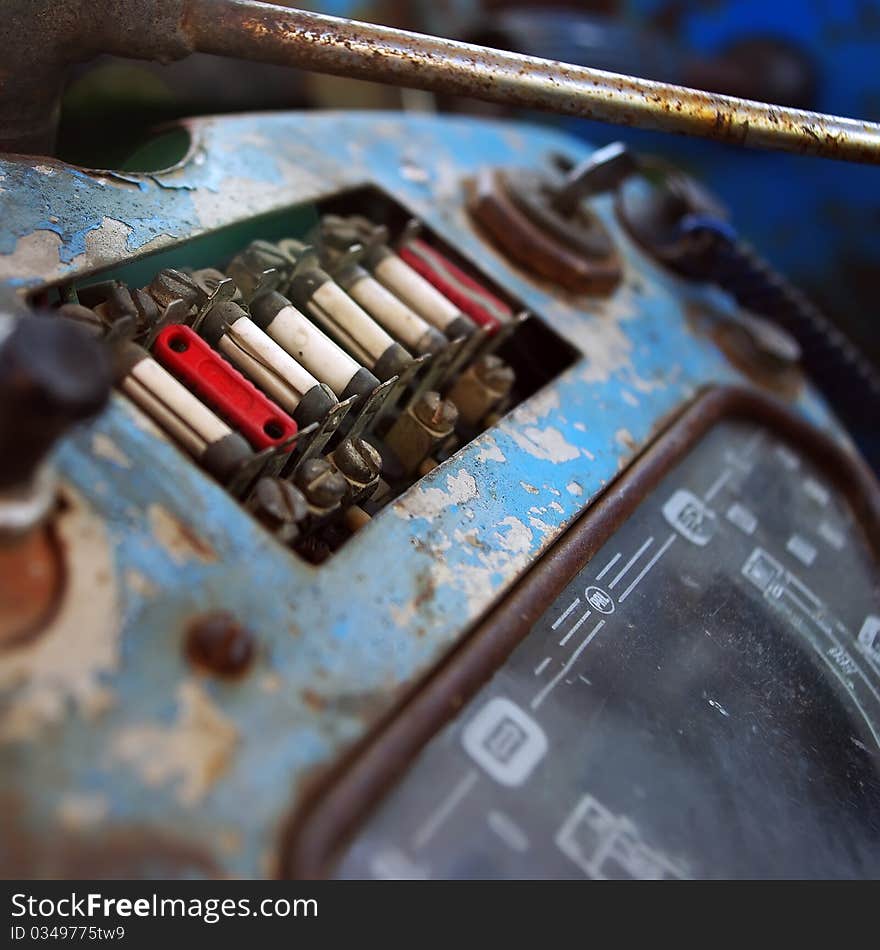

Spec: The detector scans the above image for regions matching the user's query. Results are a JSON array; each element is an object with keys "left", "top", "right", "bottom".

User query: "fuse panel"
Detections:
[
  {"left": 0, "top": 112, "right": 874, "bottom": 880},
  {"left": 38, "top": 198, "right": 575, "bottom": 563}
]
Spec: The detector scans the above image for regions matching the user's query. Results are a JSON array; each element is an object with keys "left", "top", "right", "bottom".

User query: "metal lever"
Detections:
[
  {"left": 550, "top": 142, "right": 638, "bottom": 214},
  {"left": 187, "top": 3, "right": 880, "bottom": 165},
  {"left": 4, "top": 2, "right": 880, "bottom": 162}
]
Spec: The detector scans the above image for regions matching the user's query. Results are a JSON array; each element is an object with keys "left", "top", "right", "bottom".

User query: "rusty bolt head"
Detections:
[
  {"left": 131, "top": 288, "right": 160, "bottom": 329},
  {"left": 185, "top": 611, "right": 255, "bottom": 678},
  {"left": 294, "top": 458, "right": 349, "bottom": 509},
  {"left": 247, "top": 240, "right": 292, "bottom": 273},
  {"left": 320, "top": 216, "right": 361, "bottom": 251},
  {"left": 413, "top": 390, "right": 458, "bottom": 433},
  {"left": 249, "top": 477, "right": 308, "bottom": 528},
  {"left": 332, "top": 438, "right": 382, "bottom": 484},
  {"left": 98, "top": 285, "right": 158, "bottom": 337},
  {"left": 103, "top": 283, "right": 136, "bottom": 317},
  {"left": 474, "top": 354, "right": 515, "bottom": 394},
  {"left": 146, "top": 268, "right": 200, "bottom": 312}
]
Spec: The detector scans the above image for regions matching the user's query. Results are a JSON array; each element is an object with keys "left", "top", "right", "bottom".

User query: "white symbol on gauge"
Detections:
[
  {"left": 585, "top": 586, "right": 615, "bottom": 614},
  {"left": 662, "top": 489, "right": 716, "bottom": 546},
  {"left": 461, "top": 697, "right": 547, "bottom": 787},
  {"left": 859, "top": 616, "right": 880, "bottom": 663}
]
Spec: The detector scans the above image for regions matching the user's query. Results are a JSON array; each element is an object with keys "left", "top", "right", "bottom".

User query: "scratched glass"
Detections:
[{"left": 334, "top": 419, "right": 880, "bottom": 879}]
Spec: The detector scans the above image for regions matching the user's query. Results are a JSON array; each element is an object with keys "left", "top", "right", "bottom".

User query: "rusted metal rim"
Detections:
[
  {"left": 277, "top": 385, "right": 880, "bottom": 879},
  {"left": 466, "top": 169, "right": 623, "bottom": 296}
]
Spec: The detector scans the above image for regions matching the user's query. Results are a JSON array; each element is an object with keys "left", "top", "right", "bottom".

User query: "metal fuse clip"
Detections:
[
  {"left": 316, "top": 216, "right": 449, "bottom": 357},
  {"left": 193, "top": 289, "right": 337, "bottom": 430},
  {"left": 115, "top": 340, "right": 255, "bottom": 486},
  {"left": 152, "top": 324, "right": 298, "bottom": 454},
  {"left": 287, "top": 395, "right": 357, "bottom": 478},
  {"left": 348, "top": 218, "right": 477, "bottom": 341},
  {"left": 278, "top": 238, "right": 414, "bottom": 383}
]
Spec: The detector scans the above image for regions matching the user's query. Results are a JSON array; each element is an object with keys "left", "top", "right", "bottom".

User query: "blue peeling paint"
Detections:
[{"left": 0, "top": 113, "right": 853, "bottom": 877}]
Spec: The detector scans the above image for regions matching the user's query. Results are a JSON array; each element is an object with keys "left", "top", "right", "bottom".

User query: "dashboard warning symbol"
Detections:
[
  {"left": 859, "top": 616, "right": 880, "bottom": 663},
  {"left": 462, "top": 697, "right": 547, "bottom": 787},
  {"left": 662, "top": 490, "right": 717, "bottom": 546},
  {"left": 585, "top": 586, "right": 615, "bottom": 614}
]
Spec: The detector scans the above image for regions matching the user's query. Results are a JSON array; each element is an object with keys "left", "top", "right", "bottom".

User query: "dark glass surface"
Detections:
[{"left": 335, "top": 421, "right": 880, "bottom": 879}]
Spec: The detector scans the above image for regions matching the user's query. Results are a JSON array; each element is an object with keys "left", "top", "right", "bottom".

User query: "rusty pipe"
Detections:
[
  {"left": 183, "top": 1, "right": 880, "bottom": 165},
  {"left": 2, "top": 0, "right": 880, "bottom": 164}
]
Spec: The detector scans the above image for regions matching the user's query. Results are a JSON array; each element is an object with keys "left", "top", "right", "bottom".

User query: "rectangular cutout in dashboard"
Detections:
[{"left": 38, "top": 186, "right": 577, "bottom": 563}]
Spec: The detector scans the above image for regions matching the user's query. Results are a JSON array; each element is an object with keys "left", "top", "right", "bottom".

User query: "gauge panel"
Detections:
[{"left": 285, "top": 390, "right": 880, "bottom": 879}]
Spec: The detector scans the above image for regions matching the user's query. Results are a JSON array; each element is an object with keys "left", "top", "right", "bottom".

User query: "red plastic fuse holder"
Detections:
[
  {"left": 153, "top": 324, "right": 297, "bottom": 452},
  {"left": 399, "top": 238, "right": 511, "bottom": 334}
]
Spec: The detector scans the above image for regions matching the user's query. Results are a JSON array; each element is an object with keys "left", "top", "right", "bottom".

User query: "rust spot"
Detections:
[
  {"left": 301, "top": 687, "right": 326, "bottom": 712},
  {"left": 0, "top": 488, "right": 119, "bottom": 743},
  {"left": 412, "top": 570, "right": 436, "bottom": 610},
  {"left": 466, "top": 169, "right": 622, "bottom": 295},
  {"left": 185, "top": 611, "right": 255, "bottom": 678},
  {"left": 148, "top": 504, "right": 216, "bottom": 565},
  {"left": 0, "top": 526, "right": 64, "bottom": 649}
]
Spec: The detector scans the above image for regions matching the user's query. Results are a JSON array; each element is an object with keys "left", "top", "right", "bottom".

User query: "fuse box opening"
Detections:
[{"left": 35, "top": 186, "right": 577, "bottom": 564}]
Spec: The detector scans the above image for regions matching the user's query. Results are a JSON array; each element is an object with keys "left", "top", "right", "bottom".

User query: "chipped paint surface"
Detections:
[
  {"left": 148, "top": 504, "right": 216, "bottom": 565},
  {"left": 0, "top": 488, "right": 118, "bottom": 743},
  {"left": 0, "top": 112, "right": 854, "bottom": 877},
  {"left": 474, "top": 434, "right": 506, "bottom": 464},
  {"left": 91, "top": 433, "right": 132, "bottom": 469},
  {"left": 615, "top": 428, "right": 637, "bottom": 452},
  {"left": 111, "top": 681, "right": 239, "bottom": 806},
  {"left": 393, "top": 468, "right": 478, "bottom": 523}
]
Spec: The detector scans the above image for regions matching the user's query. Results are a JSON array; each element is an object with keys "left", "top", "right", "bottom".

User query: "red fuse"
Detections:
[
  {"left": 399, "top": 239, "right": 511, "bottom": 334},
  {"left": 153, "top": 324, "right": 297, "bottom": 452}
]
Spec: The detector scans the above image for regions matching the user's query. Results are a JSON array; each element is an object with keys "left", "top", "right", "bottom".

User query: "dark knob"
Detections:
[
  {"left": 615, "top": 163, "right": 728, "bottom": 271},
  {"left": 0, "top": 315, "right": 112, "bottom": 490}
]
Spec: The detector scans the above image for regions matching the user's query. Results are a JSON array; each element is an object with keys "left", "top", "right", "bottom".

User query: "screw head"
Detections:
[
  {"left": 333, "top": 438, "right": 382, "bottom": 483},
  {"left": 250, "top": 477, "right": 308, "bottom": 527},
  {"left": 413, "top": 391, "right": 458, "bottom": 433},
  {"left": 185, "top": 611, "right": 255, "bottom": 677},
  {"left": 294, "top": 458, "right": 349, "bottom": 508},
  {"left": 248, "top": 240, "right": 292, "bottom": 273},
  {"left": 320, "top": 216, "right": 362, "bottom": 252},
  {"left": 474, "top": 354, "right": 515, "bottom": 393},
  {"left": 147, "top": 269, "right": 200, "bottom": 311}
]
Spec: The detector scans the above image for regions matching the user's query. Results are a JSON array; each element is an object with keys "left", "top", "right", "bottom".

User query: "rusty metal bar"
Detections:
[
  {"left": 184, "top": 1, "right": 880, "bottom": 165},
  {"left": 2, "top": 0, "right": 879, "bottom": 162}
]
